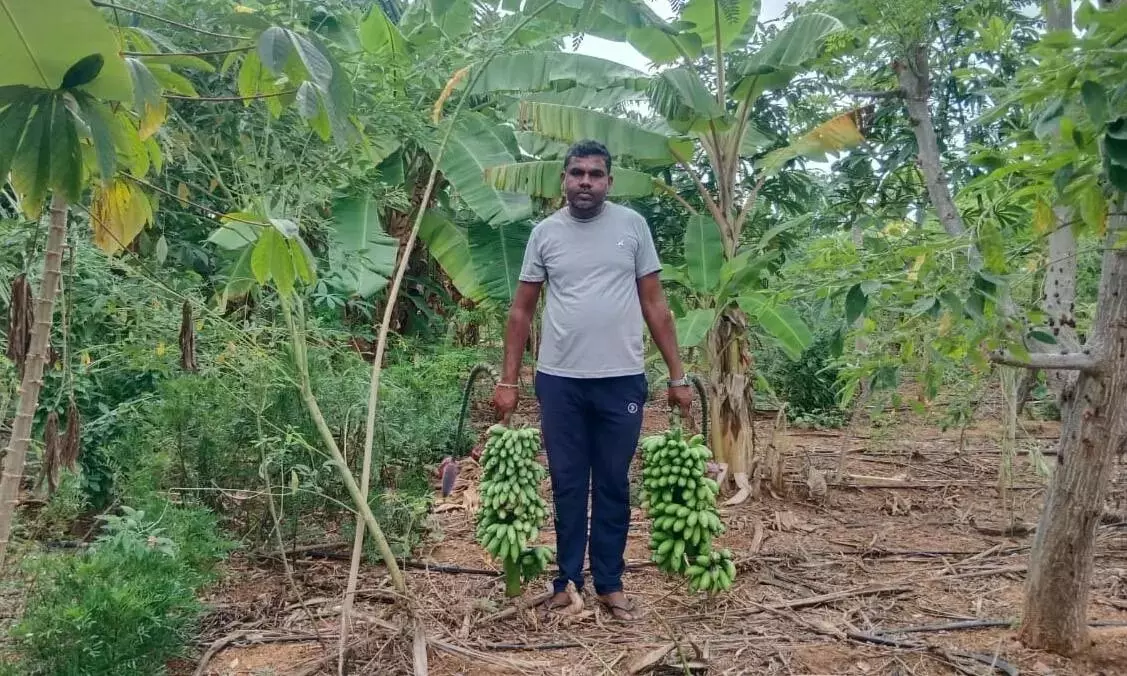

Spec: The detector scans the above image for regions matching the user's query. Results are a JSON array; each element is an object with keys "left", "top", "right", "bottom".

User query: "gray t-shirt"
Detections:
[{"left": 518, "top": 201, "right": 662, "bottom": 378}]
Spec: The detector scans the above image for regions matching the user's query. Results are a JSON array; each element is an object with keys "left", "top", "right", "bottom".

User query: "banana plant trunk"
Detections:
[
  {"left": 0, "top": 194, "right": 68, "bottom": 566},
  {"left": 705, "top": 308, "right": 756, "bottom": 503}
]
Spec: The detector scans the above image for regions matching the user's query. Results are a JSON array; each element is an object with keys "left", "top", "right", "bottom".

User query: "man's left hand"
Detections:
[{"left": 668, "top": 384, "right": 692, "bottom": 421}]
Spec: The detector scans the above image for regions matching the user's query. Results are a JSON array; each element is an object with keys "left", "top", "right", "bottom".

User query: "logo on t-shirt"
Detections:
[{"left": 627, "top": 402, "right": 639, "bottom": 414}]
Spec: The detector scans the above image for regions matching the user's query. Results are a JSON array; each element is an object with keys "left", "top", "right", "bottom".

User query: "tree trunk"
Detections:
[
  {"left": 0, "top": 194, "right": 68, "bottom": 566},
  {"left": 1037, "top": 1, "right": 1080, "bottom": 407},
  {"left": 895, "top": 44, "right": 971, "bottom": 243},
  {"left": 1040, "top": 207, "right": 1081, "bottom": 398},
  {"left": 705, "top": 310, "right": 756, "bottom": 503},
  {"left": 1018, "top": 197, "right": 1127, "bottom": 655}
]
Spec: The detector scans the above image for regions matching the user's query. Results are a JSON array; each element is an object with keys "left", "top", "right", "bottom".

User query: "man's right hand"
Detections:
[{"left": 493, "top": 384, "right": 518, "bottom": 423}]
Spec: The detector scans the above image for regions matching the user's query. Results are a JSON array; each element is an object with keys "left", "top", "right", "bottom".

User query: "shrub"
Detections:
[
  {"left": 760, "top": 330, "right": 847, "bottom": 428},
  {"left": 8, "top": 504, "right": 231, "bottom": 676}
]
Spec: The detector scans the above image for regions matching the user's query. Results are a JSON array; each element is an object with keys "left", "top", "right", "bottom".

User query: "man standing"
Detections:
[{"left": 493, "top": 140, "right": 692, "bottom": 621}]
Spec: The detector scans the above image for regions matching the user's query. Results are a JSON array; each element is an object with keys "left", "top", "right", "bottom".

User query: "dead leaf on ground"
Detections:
[
  {"left": 772, "top": 510, "right": 815, "bottom": 533},
  {"left": 460, "top": 482, "right": 480, "bottom": 514}
]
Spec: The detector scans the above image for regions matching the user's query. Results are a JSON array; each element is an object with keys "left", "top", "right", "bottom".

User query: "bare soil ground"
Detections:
[{"left": 183, "top": 389, "right": 1127, "bottom": 676}]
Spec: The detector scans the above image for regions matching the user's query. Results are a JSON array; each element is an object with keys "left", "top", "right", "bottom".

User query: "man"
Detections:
[{"left": 493, "top": 139, "right": 692, "bottom": 621}]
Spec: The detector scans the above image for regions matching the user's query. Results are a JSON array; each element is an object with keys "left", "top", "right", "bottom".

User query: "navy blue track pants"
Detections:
[{"left": 534, "top": 370, "right": 647, "bottom": 596}]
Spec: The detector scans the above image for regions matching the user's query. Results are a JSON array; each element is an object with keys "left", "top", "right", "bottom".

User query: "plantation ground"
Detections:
[{"left": 182, "top": 386, "right": 1127, "bottom": 676}]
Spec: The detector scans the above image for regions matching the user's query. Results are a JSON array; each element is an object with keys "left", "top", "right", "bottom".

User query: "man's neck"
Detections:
[{"left": 568, "top": 202, "right": 606, "bottom": 221}]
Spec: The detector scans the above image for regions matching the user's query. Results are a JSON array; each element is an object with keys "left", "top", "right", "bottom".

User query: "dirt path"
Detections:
[{"left": 184, "top": 396, "right": 1127, "bottom": 675}]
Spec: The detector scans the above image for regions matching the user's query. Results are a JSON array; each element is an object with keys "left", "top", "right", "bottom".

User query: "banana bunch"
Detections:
[
  {"left": 474, "top": 423, "right": 550, "bottom": 596},
  {"left": 517, "top": 545, "right": 555, "bottom": 583},
  {"left": 639, "top": 428, "right": 734, "bottom": 594},
  {"left": 686, "top": 548, "right": 736, "bottom": 593}
]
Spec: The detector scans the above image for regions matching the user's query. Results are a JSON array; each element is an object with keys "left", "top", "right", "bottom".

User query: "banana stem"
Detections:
[{"left": 503, "top": 557, "right": 522, "bottom": 597}]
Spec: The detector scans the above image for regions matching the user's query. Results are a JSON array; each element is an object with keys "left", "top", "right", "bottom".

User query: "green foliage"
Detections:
[
  {"left": 8, "top": 504, "right": 231, "bottom": 676},
  {"left": 0, "top": 0, "right": 133, "bottom": 101},
  {"left": 760, "top": 329, "right": 846, "bottom": 428}
]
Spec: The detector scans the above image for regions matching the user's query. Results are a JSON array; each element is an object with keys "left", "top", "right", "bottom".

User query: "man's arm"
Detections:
[
  {"left": 500, "top": 281, "right": 542, "bottom": 384},
  {"left": 637, "top": 272, "right": 684, "bottom": 381}
]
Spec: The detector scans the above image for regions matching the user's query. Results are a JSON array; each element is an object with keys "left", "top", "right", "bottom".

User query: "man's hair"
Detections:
[{"left": 564, "top": 139, "right": 612, "bottom": 174}]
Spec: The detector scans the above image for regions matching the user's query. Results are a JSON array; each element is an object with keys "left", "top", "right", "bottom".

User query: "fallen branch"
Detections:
[
  {"left": 194, "top": 630, "right": 320, "bottom": 676},
  {"left": 989, "top": 349, "right": 1100, "bottom": 373},
  {"left": 431, "top": 637, "right": 549, "bottom": 670},
  {"left": 933, "top": 564, "right": 1028, "bottom": 581},
  {"left": 754, "top": 584, "right": 912, "bottom": 613},
  {"left": 833, "top": 474, "right": 1042, "bottom": 490},
  {"left": 969, "top": 519, "right": 1035, "bottom": 537},
  {"left": 849, "top": 632, "right": 1019, "bottom": 676},
  {"left": 758, "top": 610, "right": 1019, "bottom": 676},
  {"left": 473, "top": 590, "right": 553, "bottom": 628},
  {"left": 878, "top": 619, "right": 1013, "bottom": 634}
]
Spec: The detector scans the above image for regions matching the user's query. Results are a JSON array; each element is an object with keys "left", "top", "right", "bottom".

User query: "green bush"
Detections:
[
  {"left": 9, "top": 504, "right": 232, "bottom": 676},
  {"left": 761, "top": 330, "right": 846, "bottom": 428}
]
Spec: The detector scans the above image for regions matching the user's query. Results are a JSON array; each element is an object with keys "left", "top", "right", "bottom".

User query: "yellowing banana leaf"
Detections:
[
  {"left": 483, "top": 161, "right": 657, "bottom": 198},
  {"left": 757, "top": 107, "right": 870, "bottom": 177}
]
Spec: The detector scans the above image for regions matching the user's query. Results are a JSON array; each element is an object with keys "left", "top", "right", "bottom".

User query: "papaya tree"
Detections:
[
  {"left": 0, "top": 0, "right": 166, "bottom": 565},
  {"left": 462, "top": 1, "right": 871, "bottom": 502},
  {"left": 0, "top": 0, "right": 386, "bottom": 567}
]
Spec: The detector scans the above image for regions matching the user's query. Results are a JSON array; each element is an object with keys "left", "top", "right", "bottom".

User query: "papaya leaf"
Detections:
[
  {"left": 251, "top": 227, "right": 296, "bottom": 295},
  {"left": 0, "top": 0, "right": 133, "bottom": 102},
  {"left": 845, "top": 283, "right": 867, "bottom": 325},
  {"left": 60, "top": 53, "right": 104, "bottom": 89},
  {"left": 91, "top": 178, "right": 154, "bottom": 255},
  {"left": 10, "top": 95, "right": 54, "bottom": 220},
  {"left": 0, "top": 96, "right": 34, "bottom": 184},
  {"left": 73, "top": 93, "right": 116, "bottom": 186}
]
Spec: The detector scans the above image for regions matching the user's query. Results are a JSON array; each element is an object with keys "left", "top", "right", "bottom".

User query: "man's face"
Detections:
[{"left": 562, "top": 155, "right": 612, "bottom": 212}]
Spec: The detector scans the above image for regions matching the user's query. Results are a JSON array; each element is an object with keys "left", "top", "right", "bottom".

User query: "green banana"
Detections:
[{"left": 639, "top": 426, "right": 733, "bottom": 596}]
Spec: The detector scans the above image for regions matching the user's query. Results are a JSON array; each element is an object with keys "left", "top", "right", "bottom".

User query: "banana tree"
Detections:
[{"left": 464, "top": 1, "right": 870, "bottom": 502}]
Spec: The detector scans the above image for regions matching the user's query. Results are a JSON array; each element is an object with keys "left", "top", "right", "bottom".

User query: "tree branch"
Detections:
[
  {"left": 124, "top": 46, "right": 252, "bottom": 57},
  {"left": 990, "top": 350, "right": 1100, "bottom": 373},
  {"left": 92, "top": 1, "right": 247, "bottom": 40},
  {"left": 847, "top": 89, "right": 905, "bottom": 99},
  {"left": 163, "top": 90, "right": 298, "bottom": 102}
]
